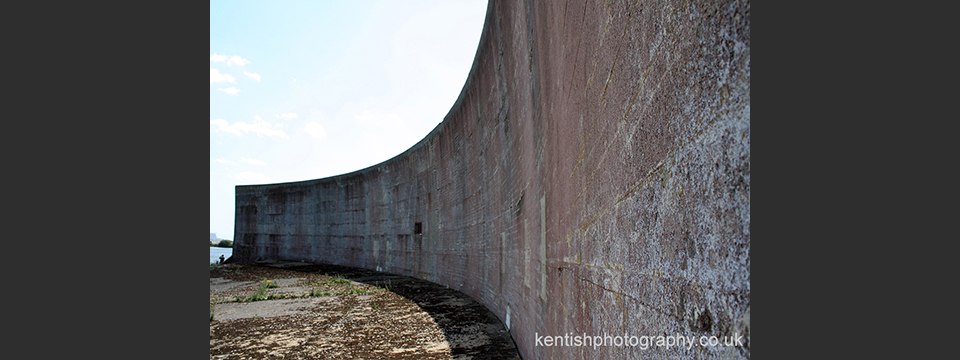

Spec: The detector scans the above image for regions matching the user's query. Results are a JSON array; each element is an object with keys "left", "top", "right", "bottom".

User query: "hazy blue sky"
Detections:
[{"left": 211, "top": 0, "right": 488, "bottom": 240}]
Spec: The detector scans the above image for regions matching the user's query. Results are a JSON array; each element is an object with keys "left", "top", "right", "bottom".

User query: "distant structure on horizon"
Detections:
[{"left": 210, "top": 233, "right": 218, "bottom": 241}]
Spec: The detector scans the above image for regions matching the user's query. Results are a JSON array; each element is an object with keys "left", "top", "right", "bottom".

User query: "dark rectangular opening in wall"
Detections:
[{"left": 414, "top": 222, "right": 422, "bottom": 235}]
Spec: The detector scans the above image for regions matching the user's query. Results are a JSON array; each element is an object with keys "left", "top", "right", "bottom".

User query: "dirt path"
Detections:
[{"left": 210, "top": 261, "right": 520, "bottom": 359}]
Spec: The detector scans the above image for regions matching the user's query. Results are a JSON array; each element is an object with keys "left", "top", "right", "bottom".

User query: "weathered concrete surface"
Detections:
[{"left": 234, "top": 0, "right": 749, "bottom": 358}]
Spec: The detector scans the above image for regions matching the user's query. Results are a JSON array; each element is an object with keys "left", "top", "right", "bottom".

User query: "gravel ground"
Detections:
[{"left": 210, "top": 261, "right": 519, "bottom": 359}]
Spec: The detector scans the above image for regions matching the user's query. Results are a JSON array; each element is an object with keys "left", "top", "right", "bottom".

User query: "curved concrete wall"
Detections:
[{"left": 234, "top": 0, "right": 750, "bottom": 358}]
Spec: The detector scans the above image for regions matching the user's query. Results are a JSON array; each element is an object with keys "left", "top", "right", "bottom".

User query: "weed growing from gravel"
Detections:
[
  {"left": 306, "top": 288, "right": 332, "bottom": 297},
  {"left": 335, "top": 288, "right": 372, "bottom": 295},
  {"left": 243, "top": 279, "right": 279, "bottom": 302},
  {"left": 380, "top": 279, "right": 394, "bottom": 292},
  {"left": 303, "top": 275, "right": 350, "bottom": 287}
]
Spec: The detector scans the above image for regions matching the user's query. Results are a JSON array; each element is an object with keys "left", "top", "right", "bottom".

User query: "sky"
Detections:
[{"left": 211, "top": 0, "right": 489, "bottom": 240}]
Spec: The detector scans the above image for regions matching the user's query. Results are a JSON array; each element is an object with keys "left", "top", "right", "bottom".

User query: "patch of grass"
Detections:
[
  {"left": 306, "top": 288, "right": 332, "bottom": 297},
  {"left": 304, "top": 275, "right": 350, "bottom": 286},
  {"left": 250, "top": 293, "right": 291, "bottom": 301},
  {"left": 210, "top": 262, "right": 219, "bottom": 270},
  {"left": 210, "top": 301, "right": 217, "bottom": 321},
  {"left": 335, "top": 288, "right": 372, "bottom": 296},
  {"left": 242, "top": 279, "right": 280, "bottom": 302}
]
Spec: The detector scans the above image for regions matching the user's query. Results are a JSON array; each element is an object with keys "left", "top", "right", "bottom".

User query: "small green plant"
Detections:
[
  {"left": 306, "top": 288, "right": 331, "bottom": 297},
  {"left": 335, "top": 288, "right": 371, "bottom": 296},
  {"left": 246, "top": 280, "right": 269, "bottom": 301},
  {"left": 210, "top": 262, "right": 219, "bottom": 270},
  {"left": 242, "top": 279, "right": 283, "bottom": 302},
  {"left": 258, "top": 294, "right": 290, "bottom": 300},
  {"left": 210, "top": 301, "right": 216, "bottom": 321},
  {"left": 320, "top": 275, "right": 349, "bottom": 285},
  {"left": 304, "top": 275, "right": 349, "bottom": 286}
]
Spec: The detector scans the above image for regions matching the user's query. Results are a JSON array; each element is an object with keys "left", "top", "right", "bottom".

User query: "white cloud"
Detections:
[
  {"left": 239, "top": 157, "right": 267, "bottom": 166},
  {"left": 243, "top": 71, "right": 261, "bottom": 82},
  {"left": 210, "top": 119, "right": 243, "bottom": 136},
  {"left": 227, "top": 55, "right": 250, "bottom": 67},
  {"left": 210, "top": 117, "right": 288, "bottom": 138},
  {"left": 210, "top": 53, "right": 227, "bottom": 62},
  {"left": 210, "top": 69, "right": 236, "bottom": 83},
  {"left": 215, "top": 158, "right": 235, "bottom": 164},
  {"left": 218, "top": 87, "right": 241, "bottom": 95},
  {"left": 231, "top": 171, "right": 274, "bottom": 184},
  {"left": 280, "top": 112, "right": 298, "bottom": 119},
  {"left": 305, "top": 122, "right": 327, "bottom": 140}
]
